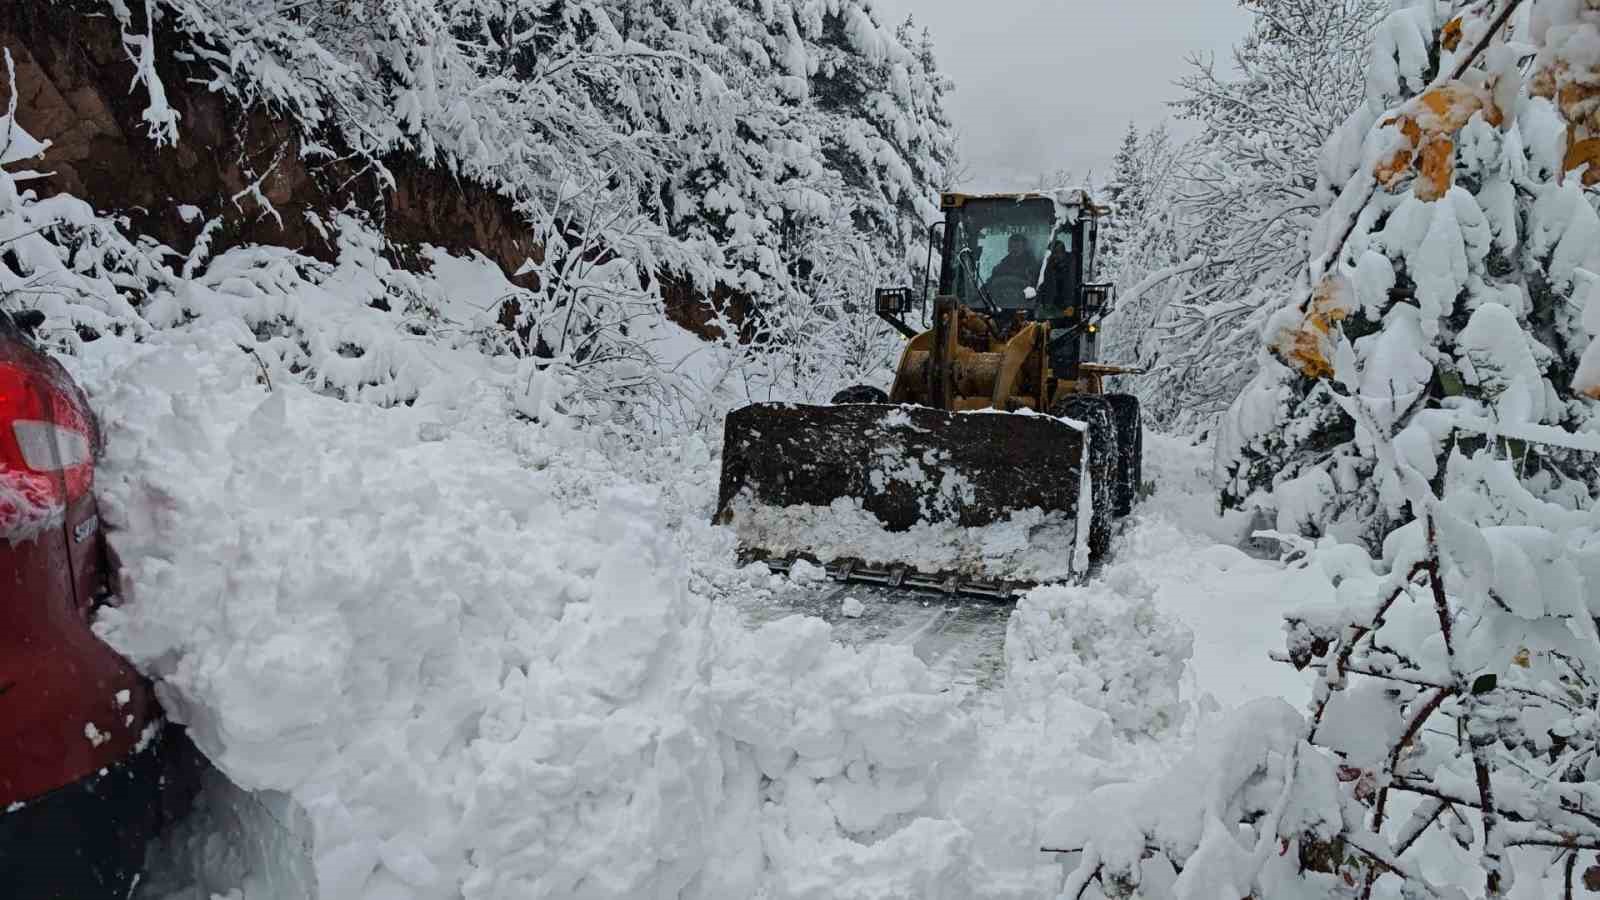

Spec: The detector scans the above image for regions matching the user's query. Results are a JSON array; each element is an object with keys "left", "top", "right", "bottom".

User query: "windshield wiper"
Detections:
[{"left": 957, "top": 249, "right": 999, "bottom": 314}]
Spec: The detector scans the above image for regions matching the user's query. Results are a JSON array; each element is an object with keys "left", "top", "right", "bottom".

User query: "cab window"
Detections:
[{"left": 946, "top": 198, "right": 1075, "bottom": 314}]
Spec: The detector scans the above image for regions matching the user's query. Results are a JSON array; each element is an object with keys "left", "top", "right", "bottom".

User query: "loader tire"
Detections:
[
  {"left": 1105, "top": 394, "right": 1142, "bottom": 517},
  {"left": 1050, "top": 396, "right": 1118, "bottom": 562},
  {"left": 831, "top": 385, "right": 890, "bottom": 404}
]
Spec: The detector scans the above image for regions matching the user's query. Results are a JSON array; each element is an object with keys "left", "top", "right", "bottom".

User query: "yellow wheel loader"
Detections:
[{"left": 714, "top": 191, "right": 1142, "bottom": 598}]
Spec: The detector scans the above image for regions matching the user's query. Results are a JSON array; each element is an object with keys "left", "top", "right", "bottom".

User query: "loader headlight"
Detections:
[
  {"left": 875, "top": 287, "right": 913, "bottom": 315},
  {"left": 1087, "top": 323, "right": 1098, "bottom": 334}
]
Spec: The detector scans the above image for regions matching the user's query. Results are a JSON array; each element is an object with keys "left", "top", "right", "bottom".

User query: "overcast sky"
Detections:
[{"left": 868, "top": 0, "right": 1253, "bottom": 191}]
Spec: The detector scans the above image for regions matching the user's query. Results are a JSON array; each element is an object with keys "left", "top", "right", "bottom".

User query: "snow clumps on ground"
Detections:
[{"left": 1007, "top": 566, "right": 1193, "bottom": 737}]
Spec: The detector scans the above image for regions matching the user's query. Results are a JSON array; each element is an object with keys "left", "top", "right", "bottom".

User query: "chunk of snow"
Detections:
[
  {"left": 0, "top": 471, "right": 65, "bottom": 543},
  {"left": 84, "top": 722, "right": 109, "bottom": 747},
  {"left": 1457, "top": 302, "right": 1547, "bottom": 423},
  {"left": 0, "top": 115, "right": 49, "bottom": 166},
  {"left": 787, "top": 557, "right": 827, "bottom": 583},
  {"left": 1008, "top": 567, "right": 1192, "bottom": 737}
]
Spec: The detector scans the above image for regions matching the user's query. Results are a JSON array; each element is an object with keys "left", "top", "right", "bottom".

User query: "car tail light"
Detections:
[{"left": 0, "top": 362, "right": 94, "bottom": 536}]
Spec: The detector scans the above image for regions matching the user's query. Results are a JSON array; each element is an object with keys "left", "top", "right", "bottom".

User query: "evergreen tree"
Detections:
[
  {"left": 1217, "top": 0, "right": 1600, "bottom": 548},
  {"left": 1100, "top": 122, "right": 1145, "bottom": 270},
  {"left": 804, "top": 3, "right": 952, "bottom": 279},
  {"left": 1061, "top": 7, "right": 1600, "bottom": 895},
  {"left": 1099, "top": 122, "right": 1201, "bottom": 407}
]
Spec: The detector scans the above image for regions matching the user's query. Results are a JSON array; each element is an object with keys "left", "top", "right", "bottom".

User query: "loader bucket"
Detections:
[{"left": 715, "top": 402, "right": 1111, "bottom": 590}]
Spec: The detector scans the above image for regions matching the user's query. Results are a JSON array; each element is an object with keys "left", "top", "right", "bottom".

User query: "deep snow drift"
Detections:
[
  {"left": 85, "top": 327, "right": 979, "bottom": 899},
  {"left": 71, "top": 294, "right": 1337, "bottom": 899}
]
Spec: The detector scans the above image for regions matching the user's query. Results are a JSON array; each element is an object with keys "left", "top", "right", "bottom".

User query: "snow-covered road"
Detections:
[
  {"left": 1110, "top": 433, "right": 1315, "bottom": 714},
  {"left": 695, "top": 429, "right": 1336, "bottom": 897},
  {"left": 743, "top": 430, "right": 1317, "bottom": 713}
]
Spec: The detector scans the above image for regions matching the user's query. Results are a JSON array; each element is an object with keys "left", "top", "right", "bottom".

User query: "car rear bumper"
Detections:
[{"left": 1, "top": 720, "right": 196, "bottom": 900}]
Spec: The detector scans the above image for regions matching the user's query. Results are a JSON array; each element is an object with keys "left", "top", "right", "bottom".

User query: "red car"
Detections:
[{"left": 0, "top": 309, "right": 192, "bottom": 898}]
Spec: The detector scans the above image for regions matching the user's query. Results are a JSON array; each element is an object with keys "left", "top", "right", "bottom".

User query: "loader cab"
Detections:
[
  {"left": 936, "top": 192, "right": 1099, "bottom": 315},
  {"left": 931, "top": 191, "right": 1110, "bottom": 370}
]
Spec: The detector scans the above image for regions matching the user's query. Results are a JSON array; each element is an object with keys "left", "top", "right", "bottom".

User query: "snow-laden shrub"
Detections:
[
  {"left": 0, "top": 146, "right": 517, "bottom": 412},
  {"left": 1052, "top": 456, "right": 1600, "bottom": 898},
  {"left": 0, "top": 63, "right": 162, "bottom": 348}
]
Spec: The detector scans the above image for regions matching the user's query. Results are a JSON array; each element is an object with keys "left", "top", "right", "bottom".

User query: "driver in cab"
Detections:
[{"left": 984, "top": 233, "right": 1040, "bottom": 306}]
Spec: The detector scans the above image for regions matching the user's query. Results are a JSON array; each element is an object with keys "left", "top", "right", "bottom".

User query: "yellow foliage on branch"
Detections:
[
  {"left": 1530, "top": 6, "right": 1600, "bottom": 185},
  {"left": 1270, "top": 274, "right": 1354, "bottom": 379},
  {"left": 1374, "top": 82, "right": 1501, "bottom": 200}
]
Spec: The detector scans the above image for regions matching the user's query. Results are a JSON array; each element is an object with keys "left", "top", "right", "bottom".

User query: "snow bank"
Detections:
[
  {"left": 1007, "top": 566, "right": 1193, "bottom": 737},
  {"left": 78, "top": 327, "right": 974, "bottom": 900},
  {"left": 938, "top": 564, "right": 1196, "bottom": 897}
]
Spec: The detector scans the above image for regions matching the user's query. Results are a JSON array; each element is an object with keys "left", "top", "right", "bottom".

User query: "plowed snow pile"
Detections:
[{"left": 78, "top": 330, "right": 982, "bottom": 899}]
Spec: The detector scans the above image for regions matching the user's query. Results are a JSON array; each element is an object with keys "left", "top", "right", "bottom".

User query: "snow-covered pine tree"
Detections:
[
  {"left": 1218, "top": 0, "right": 1600, "bottom": 549},
  {"left": 806, "top": 2, "right": 952, "bottom": 283},
  {"left": 911, "top": 20, "right": 958, "bottom": 193},
  {"left": 1101, "top": 123, "right": 1146, "bottom": 271}
]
